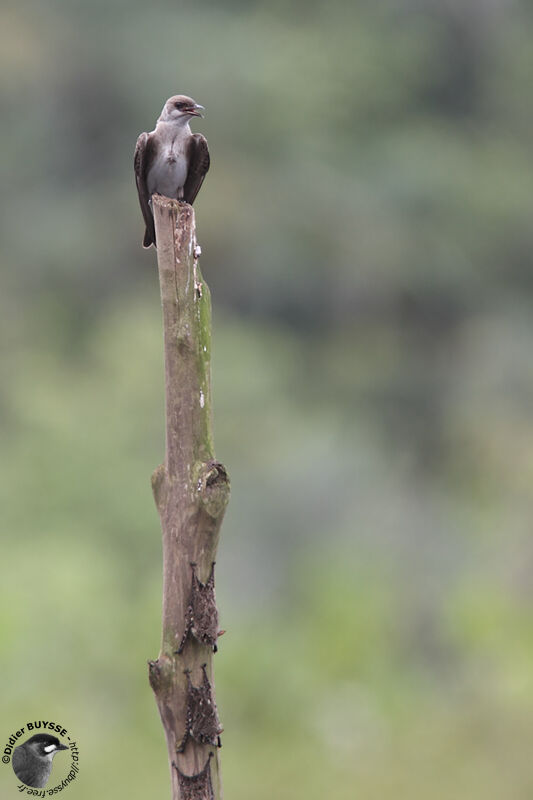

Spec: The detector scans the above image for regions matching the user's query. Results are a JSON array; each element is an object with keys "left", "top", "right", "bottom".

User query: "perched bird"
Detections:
[
  {"left": 134, "top": 94, "right": 210, "bottom": 248},
  {"left": 12, "top": 733, "right": 68, "bottom": 788}
]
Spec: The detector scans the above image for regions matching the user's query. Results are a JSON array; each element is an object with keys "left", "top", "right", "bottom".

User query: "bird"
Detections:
[
  {"left": 134, "top": 94, "right": 210, "bottom": 248},
  {"left": 12, "top": 733, "right": 68, "bottom": 788}
]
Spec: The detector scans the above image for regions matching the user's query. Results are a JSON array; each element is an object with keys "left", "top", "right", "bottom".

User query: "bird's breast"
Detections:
[{"left": 146, "top": 142, "right": 189, "bottom": 199}]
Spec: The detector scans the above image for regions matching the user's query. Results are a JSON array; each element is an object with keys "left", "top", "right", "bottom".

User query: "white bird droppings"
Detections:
[{"left": 200, "top": 391, "right": 205, "bottom": 408}]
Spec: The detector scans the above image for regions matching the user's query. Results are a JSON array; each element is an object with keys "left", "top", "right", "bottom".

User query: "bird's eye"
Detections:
[{"left": 175, "top": 102, "right": 185, "bottom": 110}]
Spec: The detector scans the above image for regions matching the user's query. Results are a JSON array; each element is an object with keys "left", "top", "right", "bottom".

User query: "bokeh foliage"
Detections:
[{"left": 2, "top": 0, "right": 533, "bottom": 797}]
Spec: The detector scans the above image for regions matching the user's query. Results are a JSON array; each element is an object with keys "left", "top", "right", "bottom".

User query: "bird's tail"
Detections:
[{"left": 143, "top": 227, "right": 156, "bottom": 249}]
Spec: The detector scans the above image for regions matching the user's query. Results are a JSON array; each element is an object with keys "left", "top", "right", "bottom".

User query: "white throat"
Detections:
[{"left": 156, "top": 115, "right": 192, "bottom": 133}]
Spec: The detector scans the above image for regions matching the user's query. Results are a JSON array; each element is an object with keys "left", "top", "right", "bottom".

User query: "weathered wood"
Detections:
[{"left": 149, "top": 196, "right": 230, "bottom": 800}]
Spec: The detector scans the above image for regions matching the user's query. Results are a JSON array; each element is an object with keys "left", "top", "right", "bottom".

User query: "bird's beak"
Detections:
[
  {"left": 57, "top": 743, "right": 69, "bottom": 751},
  {"left": 188, "top": 104, "right": 205, "bottom": 118}
]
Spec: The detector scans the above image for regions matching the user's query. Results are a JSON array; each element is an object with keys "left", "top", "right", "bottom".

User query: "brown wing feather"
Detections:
[
  {"left": 134, "top": 132, "right": 157, "bottom": 248},
  {"left": 183, "top": 134, "right": 210, "bottom": 205}
]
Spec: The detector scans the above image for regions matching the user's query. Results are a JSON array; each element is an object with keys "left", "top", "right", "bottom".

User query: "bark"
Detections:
[{"left": 148, "top": 196, "right": 230, "bottom": 800}]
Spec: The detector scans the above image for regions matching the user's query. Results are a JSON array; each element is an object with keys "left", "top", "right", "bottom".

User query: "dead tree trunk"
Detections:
[{"left": 148, "top": 196, "right": 230, "bottom": 800}]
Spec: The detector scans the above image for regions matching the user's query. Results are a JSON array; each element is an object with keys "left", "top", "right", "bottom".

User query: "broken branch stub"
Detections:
[{"left": 149, "top": 196, "right": 230, "bottom": 800}]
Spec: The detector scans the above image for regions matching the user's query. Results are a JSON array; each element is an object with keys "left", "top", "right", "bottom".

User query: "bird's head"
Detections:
[
  {"left": 159, "top": 95, "right": 205, "bottom": 125},
  {"left": 24, "top": 734, "right": 68, "bottom": 761}
]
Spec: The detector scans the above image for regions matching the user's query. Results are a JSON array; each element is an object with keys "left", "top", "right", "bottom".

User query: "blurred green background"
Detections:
[{"left": 2, "top": 0, "right": 533, "bottom": 797}]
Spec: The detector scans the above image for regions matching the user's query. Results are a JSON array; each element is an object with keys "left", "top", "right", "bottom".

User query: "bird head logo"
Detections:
[{"left": 12, "top": 733, "right": 68, "bottom": 788}]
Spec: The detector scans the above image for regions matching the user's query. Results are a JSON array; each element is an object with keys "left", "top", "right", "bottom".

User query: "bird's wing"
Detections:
[
  {"left": 183, "top": 133, "right": 210, "bottom": 205},
  {"left": 134, "top": 132, "right": 157, "bottom": 248},
  {"left": 12, "top": 745, "right": 40, "bottom": 787}
]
